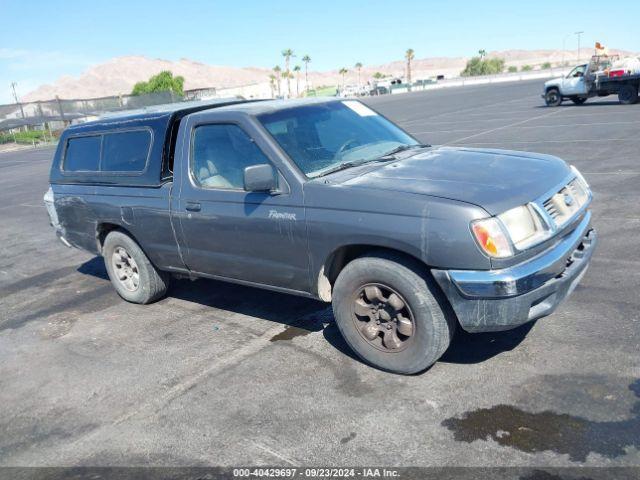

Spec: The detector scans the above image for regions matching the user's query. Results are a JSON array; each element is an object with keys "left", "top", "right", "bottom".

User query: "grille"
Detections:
[{"left": 542, "top": 179, "right": 589, "bottom": 228}]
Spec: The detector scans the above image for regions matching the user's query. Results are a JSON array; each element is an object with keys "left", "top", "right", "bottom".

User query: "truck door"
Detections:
[
  {"left": 563, "top": 64, "right": 588, "bottom": 95},
  {"left": 172, "top": 118, "right": 310, "bottom": 293}
]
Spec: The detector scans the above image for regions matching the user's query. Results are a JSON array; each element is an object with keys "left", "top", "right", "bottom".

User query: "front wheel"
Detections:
[
  {"left": 618, "top": 84, "right": 639, "bottom": 105},
  {"left": 545, "top": 88, "right": 562, "bottom": 107},
  {"left": 332, "top": 253, "right": 455, "bottom": 374}
]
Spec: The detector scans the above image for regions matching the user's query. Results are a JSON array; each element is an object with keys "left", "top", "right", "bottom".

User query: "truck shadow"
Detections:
[
  {"left": 78, "top": 256, "right": 534, "bottom": 368},
  {"left": 534, "top": 100, "right": 624, "bottom": 108}
]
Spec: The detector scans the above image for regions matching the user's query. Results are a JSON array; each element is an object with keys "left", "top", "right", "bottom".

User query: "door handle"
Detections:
[{"left": 185, "top": 202, "right": 201, "bottom": 212}]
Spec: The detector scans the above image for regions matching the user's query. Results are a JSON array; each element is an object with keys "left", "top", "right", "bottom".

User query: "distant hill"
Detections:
[{"left": 22, "top": 49, "right": 639, "bottom": 101}]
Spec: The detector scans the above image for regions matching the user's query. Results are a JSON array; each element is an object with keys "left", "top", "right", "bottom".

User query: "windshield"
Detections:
[
  {"left": 567, "top": 65, "right": 586, "bottom": 78},
  {"left": 258, "top": 101, "right": 419, "bottom": 178}
]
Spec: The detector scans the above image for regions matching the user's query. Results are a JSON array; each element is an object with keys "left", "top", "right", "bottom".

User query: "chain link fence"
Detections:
[{"left": 0, "top": 88, "right": 219, "bottom": 136}]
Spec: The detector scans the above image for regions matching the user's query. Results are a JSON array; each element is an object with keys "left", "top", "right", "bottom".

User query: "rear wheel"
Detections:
[
  {"left": 545, "top": 88, "right": 562, "bottom": 106},
  {"left": 571, "top": 97, "right": 587, "bottom": 105},
  {"left": 618, "top": 84, "right": 639, "bottom": 105},
  {"left": 332, "top": 252, "right": 455, "bottom": 374},
  {"left": 103, "top": 231, "right": 170, "bottom": 304}
]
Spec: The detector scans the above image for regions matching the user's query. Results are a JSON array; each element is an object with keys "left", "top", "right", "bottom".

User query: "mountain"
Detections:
[{"left": 22, "top": 49, "right": 640, "bottom": 102}]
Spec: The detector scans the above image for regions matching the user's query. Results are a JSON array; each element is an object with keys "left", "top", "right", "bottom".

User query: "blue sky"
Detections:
[{"left": 1, "top": 0, "right": 639, "bottom": 103}]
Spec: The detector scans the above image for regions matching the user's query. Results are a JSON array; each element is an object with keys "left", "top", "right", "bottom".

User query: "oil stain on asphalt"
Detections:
[{"left": 442, "top": 379, "right": 640, "bottom": 462}]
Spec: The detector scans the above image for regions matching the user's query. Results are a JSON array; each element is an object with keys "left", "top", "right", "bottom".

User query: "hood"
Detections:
[
  {"left": 545, "top": 77, "right": 563, "bottom": 86},
  {"left": 337, "top": 146, "right": 571, "bottom": 215}
]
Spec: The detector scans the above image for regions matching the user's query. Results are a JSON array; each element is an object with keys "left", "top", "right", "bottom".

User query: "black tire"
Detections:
[
  {"left": 332, "top": 252, "right": 455, "bottom": 374},
  {"left": 571, "top": 97, "right": 587, "bottom": 105},
  {"left": 103, "top": 230, "right": 170, "bottom": 304},
  {"left": 618, "top": 84, "right": 639, "bottom": 105},
  {"left": 545, "top": 88, "right": 562, "bottom": 107}
]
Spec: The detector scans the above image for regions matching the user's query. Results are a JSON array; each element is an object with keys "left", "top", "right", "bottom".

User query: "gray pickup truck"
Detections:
[{"left": 45, "top": 98, "right": 596, "bottom": 374}]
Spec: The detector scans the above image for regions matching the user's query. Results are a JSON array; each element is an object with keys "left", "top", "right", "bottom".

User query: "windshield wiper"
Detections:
[
  {"left": 314, "top": 144, "right": 431, "bottom": 178},
  {"left": 314, "top": 161, "right": 362, "bottom": 177},
  {"left": 378, "top": 143, "right": 431, "bottom": 159}
]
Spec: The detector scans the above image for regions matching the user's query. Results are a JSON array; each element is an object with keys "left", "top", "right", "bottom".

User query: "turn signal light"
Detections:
[{"left": 471, "top": 218, "right": 513, "bottom": 258}]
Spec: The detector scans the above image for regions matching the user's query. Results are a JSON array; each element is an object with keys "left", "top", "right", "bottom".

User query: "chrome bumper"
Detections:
[{"left": 432, "top": 211, "right": 596, "bottom": 332}]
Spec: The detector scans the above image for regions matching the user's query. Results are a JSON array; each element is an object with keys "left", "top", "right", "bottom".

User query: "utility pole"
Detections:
[
  {"left": 10, "top": 82, "right": 26, "bottom": 119},
  {"left": 575, "top": 31, "right": 584, "bottom": 63},
  {"left": 562, "top": 33, "right": 572, "bottom": 68}
]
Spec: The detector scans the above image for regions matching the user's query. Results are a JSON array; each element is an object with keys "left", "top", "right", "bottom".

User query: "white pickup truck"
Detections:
[{"left": 543, "top": 62, "right": 640, "bottom": 106}]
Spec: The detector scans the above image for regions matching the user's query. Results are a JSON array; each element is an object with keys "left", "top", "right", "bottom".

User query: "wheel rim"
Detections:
[
  {"left": 351, "top": 283, "right": 415, "bottom": 352},
  {"left": 547, "top": 91, "right": 559, "bottom": 104},
  {"left": 111, "top": 246, "right": 140, "bottom": 292}
]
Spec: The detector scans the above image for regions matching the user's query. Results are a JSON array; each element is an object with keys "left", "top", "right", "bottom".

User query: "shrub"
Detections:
[
  {"left": 508, "top": 66, "right": 518, "bottom": 73},
  {"left": 521, "top": 65, "right": 533, "bottom": 72},
  {"left": 541, "top": 62, "right": 552, "bottom": 69},
  {"left": 461, "top": 57, "right": 506, "bottom": 76}
]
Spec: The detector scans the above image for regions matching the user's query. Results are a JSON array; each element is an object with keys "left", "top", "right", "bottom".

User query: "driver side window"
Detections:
[
  {"left": 568, "top": 66, "right": 586, "bottom": 78},
  {"left": 191, "top": 124, "right": 274, "bottom": 190}
]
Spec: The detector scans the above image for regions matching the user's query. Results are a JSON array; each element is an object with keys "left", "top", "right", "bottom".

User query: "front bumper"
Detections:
[{"left": 432, "top": 211, "right": 596, "bottom": 332}]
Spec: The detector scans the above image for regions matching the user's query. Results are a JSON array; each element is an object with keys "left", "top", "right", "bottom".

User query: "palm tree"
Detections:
[
  {"left": 268, "top": 74, "right": 277, "bottom": 98},
  {"left": 293, "top": 65, "right": 301, "bottom": 97},
  {"left": 339, "top": 68, "right": 348, "bottom": 91},
  {"left": 478, "top": 49, "right": 487, "bottom": 59},
  {"left": 281, "top": 49, "right": 295, "bottom": 97},
  {"left": 273, "top": 65, "right": 282, "bottom": 97},
  {"left": 302, "top": 55, "right": 311, "bottom": 92},
  {"left": 355, "top": 62, "right": 363, "bottom": 88},
  {"left": 405, "top": 49, "right": 415, "bottom": 86}
]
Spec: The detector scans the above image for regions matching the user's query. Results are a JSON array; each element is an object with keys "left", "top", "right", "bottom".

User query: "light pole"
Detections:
[
  {"left": 562, "top": 33, "right": 572, "bottom": 69},
  {"left": 575, "top": 31, "right": 584, "bottom": 63},
  {"left": 10, "top": 82, "right": 25, "bottom": 119}
]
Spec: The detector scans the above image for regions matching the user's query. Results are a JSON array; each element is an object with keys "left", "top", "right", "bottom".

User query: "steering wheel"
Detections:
[{"left": 336, "top": 138, "right": 360, "bottom": 160}]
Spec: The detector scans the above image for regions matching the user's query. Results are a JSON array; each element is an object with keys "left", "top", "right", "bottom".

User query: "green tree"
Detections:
[
  {"left": 355, "top": 62, "right": 363, "bottom": 87},
  {"left": 281, "top": 49, "right": 295, "bottom": 97},
  {"left": 405, "top": 49, "right": 415, "bottom": 85},
  {"left": 508, "top": 66, "right": 518, "bottom": 73},
  {"left": 131, "top": 71, "right": 185, "bottom": 96},
  {"left": 273, "top": 65, "right": 282, "bottom": 96},
  {"left": 461, "top": 56, "right": 505, "bottom": 76},
  {"left": 293, "top": 65, "right": 301, "bottom": 97},
  {"left": 302, "top": 55, "right": 311, "bottom": 92},
  {"left": 478, "top": 49, "right": 487, "bottom": 59},
  {"left": 373, "top": 72, "right": 385, "bottom": 79},
  {"left": 541, "top": 62, "right": 552, "bottom": 70},
  {"left": 521, "top": 64, "right": 533, "bottom": 72},
  {"left": 339, "top": 67, "right": 348, "bottom": 90},
  {"left": 268, "top": 74, "right": 277, "bottom": 98}
]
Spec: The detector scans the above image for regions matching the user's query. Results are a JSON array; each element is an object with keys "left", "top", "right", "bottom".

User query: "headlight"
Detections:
[
  {"left": 472, "top": 203, "right": 551, "bottom": 257},
  {"left": 570, "top": 165, "right": 589, "bottom": 188},
  {"left": 498, "top": 204, "right": 550, "bottom": 250},
  {"left": 471, "top": 217, "right": 513, "bottom": 258}
]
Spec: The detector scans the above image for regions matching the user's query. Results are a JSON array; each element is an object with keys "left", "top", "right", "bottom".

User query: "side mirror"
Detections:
[{"left": 244, "top": 164, "right": 276, "bottom": 192}]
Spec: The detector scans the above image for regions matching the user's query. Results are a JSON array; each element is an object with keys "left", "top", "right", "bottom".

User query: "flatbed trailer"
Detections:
[{"left": 593, "top": 73, "right": 640, "bottom": 104}]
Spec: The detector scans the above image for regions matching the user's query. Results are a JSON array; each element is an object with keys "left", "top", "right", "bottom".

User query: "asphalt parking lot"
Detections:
[{"left": 0, "top": 79, "right": 639, "bottom": 468}]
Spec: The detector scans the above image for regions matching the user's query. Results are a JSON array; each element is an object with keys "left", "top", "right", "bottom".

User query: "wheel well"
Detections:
[
  {"left": 546, "top": 86, "right": 559, "bottom": 93},
  {"left": 318, "top": 245, "right": 427, "bottom": 301},
  {"left": 96, "top": 223, "right": 131, "bottom": 253}
]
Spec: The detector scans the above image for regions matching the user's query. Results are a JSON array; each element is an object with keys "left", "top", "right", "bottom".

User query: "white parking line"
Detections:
[
  {"left": 251, "top": 441, "right": 298, "bottom": 466},
  {"left": 455, "top": 137, "right": 635, "bottom": 145},
  {"left": 410, "top": 119, "right": 640, "bottom": 135},
  {"left": 447, "top": 108, "right": 566, "bottom": 144}
]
